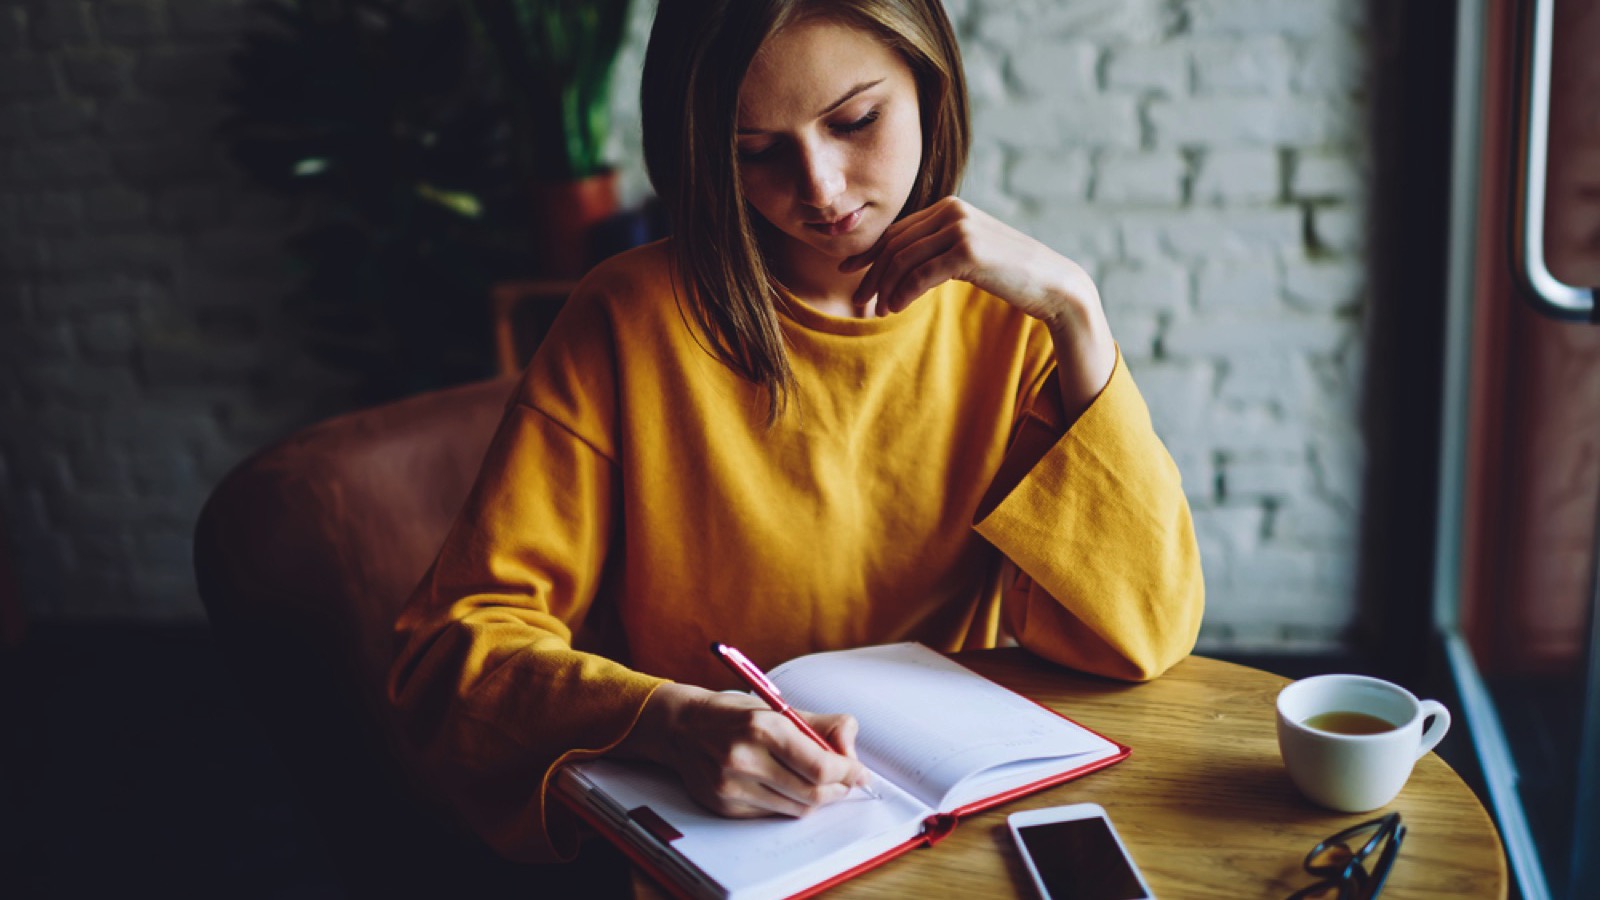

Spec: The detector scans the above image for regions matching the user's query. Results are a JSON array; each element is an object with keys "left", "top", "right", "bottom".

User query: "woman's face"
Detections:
[{"left": 736, "top": 18, "right": 924, "bottom": 290}]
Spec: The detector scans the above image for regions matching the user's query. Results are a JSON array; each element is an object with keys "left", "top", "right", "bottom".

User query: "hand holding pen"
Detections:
[{"left": 713, "top": 642, "right": 882, "bottom": 800}]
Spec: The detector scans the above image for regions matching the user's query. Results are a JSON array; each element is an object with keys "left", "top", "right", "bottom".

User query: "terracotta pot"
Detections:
[{"left": 528, "top": 169, "right": 621, "bottom": 279}]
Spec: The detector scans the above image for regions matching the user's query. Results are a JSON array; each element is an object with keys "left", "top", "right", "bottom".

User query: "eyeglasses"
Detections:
[{"left": 1287, "top": 813, "right": 1406, "bottom": 900}]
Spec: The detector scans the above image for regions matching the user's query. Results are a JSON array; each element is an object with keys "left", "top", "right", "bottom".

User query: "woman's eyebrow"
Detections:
[{"left": 737, "top": 78, "right": 885, "bottom": 135}]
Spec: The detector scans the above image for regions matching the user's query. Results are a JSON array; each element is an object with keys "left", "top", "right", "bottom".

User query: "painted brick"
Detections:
[
  {"left": 1193, "top": 503, "right": 1267, "bottom": 554},
  {"left": 60, "top": 50, "right": 134, "bottom": 97},
  {"left": 0, "top": 56, "right": 56, "bottom": 100},
  {"left": 77, "top": 311, "right": 139, "bottom": 362},
  {"left": 31, "top": 100, "right": 96, "bottom": 137},
  {"left": 1190, "top": 37, "right": 1294, "bottom": 96},
  {"left": 1009, "top": 150, "right": 1092, "bottom": 202},
  {"left": 1294, "top": 33, "right": 1367, "bottom": 95},
  {"left": 1166, "top": 314, "right": 1350, "bottom": 359},
  {"left": 1189, "top": 0, "right": 1357, "bottom": 37},
  {"left": 1010, "top": 40, "right": 1098, "bottom": 97},
  {"left": 1217, "top": 351, "right": 1313, "bottom": 406},
  {"left": 1167, "top": 446, "right": 1217, "bottom": 503},
  {"left": 1276, "top": 494, "right": 1357, "bottom": 547},
  {"left": 48, "top": 235, "right": 182, "bottom": 279},
  {"left": 19, "top": 319, "right": 74, "bottom": 357},
  {"left": 1196, "top": 257, "right": 1281, "bottom": 312},
  {"left": 1223, "top": 455, "right": 1308, "bottom": 498},
  {"left": 27, "top": 3, "right": 92, "bottom": 47},
  {"left": 1149, "top": 96, "right": 1355, "bottom": 146},
  {"left": 134, "top": 48, "right": 232, "bottom": 99},
  {"left": 1105, "top": 43, "right": 1188, "bottom": 95},
  {"left": 0, "top": 105, "right": 25, "bottom": 141},
  {"left": 7, "top": 140, "right": 113, "bottom": 186},
  {"left": 974, "top": 96, "right": 1140, "bottom": 150},
  {"left": 1133, "top": 359, "right": 1215, "bottom": 436},
  {"left": 1103, "top": 306, "right": 1160, "bottom": 361},
  {"left": 17, "top": 363, "right": 140, "bottom": 411},
  {"left": 100, "top": 97, "right": 179, "bottom": 137},
  {"left": 1311, "top": 435, "right": 1365, "bottom": 510},
  {"left": 1120, "top": 207, "right": 1302, "bottom": 260},
  {"left": 1026, "top": 204, "right": 1123, "bottom": 259},
  {"left": 152, "top": 185, "right": 225, "bottom": 227},
  {"left": 98, "top": 1, "right": 170, "bottom": 45},
  {"left": 112, "top": 141, "right": 223, "bottom": 186},
  {"left": 1196, "top": 532, "right": 1231, "bottom": 589},
  {"left": 959, "top": 42, "right": 1009, "bottom": 104},
  {"left": 1034, "top": 0, "right": 1176, "bottom": 42},
  {"left": 0, "top": 6, "right": 25, "bottom": 51},
  {"left": 84, "top": 186, "right": 150, "bottom": 228},
  {"left": 170, "top": 0, "right": 253, "bottom": 39},
  {"left": 35, "top": 279, "right": 166, "bottom": 316},
  {"left": 1193, "top": 148, "right": 1280, "bottom": 204},
  {"left": 1283, "top": 259, "right": 1363, "bottom": 311},
  {"left": 21, "top": 190, "right": 82, "bottom": 231},
  {"left": 1095, "top": 151, "right": 1186, "bottom": 204},
  {"left": 1309, "top": 205, "right": 1364, "bottom": 254},
  {"left": 127, "top": 451, "right": 200, "bottom": 496},
  {"left": 1293, "top": 153, "right": 1364, "bottom": 199},
  {"left": 1100, "top": 260, "right": 1188, "bottom": 312},
  {"left": 1205, "top": 406, "right": 1316, "bottom": 457}
]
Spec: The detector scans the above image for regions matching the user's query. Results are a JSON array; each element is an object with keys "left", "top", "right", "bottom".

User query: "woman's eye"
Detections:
[
  {"left": 833, "top": 110, "right": 880, "bottom": 135},
  {"left": 738, "top": 144, "right": 779, "bottom": 163}
]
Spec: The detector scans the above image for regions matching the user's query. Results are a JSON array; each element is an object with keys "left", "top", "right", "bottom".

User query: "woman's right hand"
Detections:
[{"left": 612, "top": 682, "right": 872, "bottom": 818}]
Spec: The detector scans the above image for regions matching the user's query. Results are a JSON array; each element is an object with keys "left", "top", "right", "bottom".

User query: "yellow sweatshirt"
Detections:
[{"left": 388, "top": 240, "right": 1203, "bottom": 862}]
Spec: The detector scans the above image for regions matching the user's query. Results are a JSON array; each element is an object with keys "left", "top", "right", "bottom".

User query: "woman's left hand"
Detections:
[{"left": 841, "top": 196, "right": 1118, "bottom": 415}]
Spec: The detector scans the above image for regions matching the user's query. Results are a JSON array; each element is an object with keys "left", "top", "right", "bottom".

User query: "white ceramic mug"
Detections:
[{"left": 1275, "top": 674, "right": 1452, "bottom": 812}]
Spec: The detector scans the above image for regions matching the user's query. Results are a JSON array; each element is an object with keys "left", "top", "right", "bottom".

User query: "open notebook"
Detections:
[{"left": 556, "top": 642, "right": 1128, "bottom": 900}]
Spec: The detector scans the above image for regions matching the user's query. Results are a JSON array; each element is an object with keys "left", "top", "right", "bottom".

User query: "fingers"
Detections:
[
  {"left": 674, "top": 697, "right": 869, "bottom": 819},
  {"left": 847, "top": 198, "right": 977, "bottom": 313},
  {"left": 705, "top": 727, "right": 856, "bottom": 818}
]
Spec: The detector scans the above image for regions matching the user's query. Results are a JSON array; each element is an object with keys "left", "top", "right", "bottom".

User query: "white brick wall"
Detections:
[
  {"left": 933, "top": 0, "right": 1368, "bottom": 652},
  {"left": 2, "top": 0, "right": 1372, "bottom": 653}
]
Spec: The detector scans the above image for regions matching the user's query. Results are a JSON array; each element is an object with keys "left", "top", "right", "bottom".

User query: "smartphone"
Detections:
[{"left": 1007, "top": 803, "right": 1155, "bottom": 900}]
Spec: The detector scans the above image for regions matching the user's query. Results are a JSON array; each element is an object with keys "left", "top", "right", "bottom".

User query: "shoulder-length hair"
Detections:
[{"left": 641, "top": 0, "right": 970, "bottom": 423}]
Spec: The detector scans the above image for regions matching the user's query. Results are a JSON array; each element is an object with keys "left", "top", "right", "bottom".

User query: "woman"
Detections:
[{"left": 388, "top": 0, "right": 1203, "bottom": 865}]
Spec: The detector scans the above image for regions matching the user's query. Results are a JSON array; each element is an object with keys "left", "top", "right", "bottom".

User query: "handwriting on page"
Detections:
[{"left": 771, "top": 643, "right": 1109, "bottom": 809}]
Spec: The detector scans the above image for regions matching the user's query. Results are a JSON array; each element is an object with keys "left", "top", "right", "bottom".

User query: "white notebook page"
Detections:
[
  {"left": 568, "top": 759, "right": 929, "bottom": 900},
  {"left": 770, "top": 643, "right": 1115, "bottom": 810}
]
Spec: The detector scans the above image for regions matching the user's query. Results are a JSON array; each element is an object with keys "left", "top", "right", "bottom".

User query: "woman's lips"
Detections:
[{"left": 806, "top": 206, "right": 865, "bottom": 236}]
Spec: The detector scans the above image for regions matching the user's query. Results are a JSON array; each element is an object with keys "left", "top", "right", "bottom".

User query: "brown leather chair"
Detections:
[{"left": 193, "top": 375, "right": 628, "bottom": 898}]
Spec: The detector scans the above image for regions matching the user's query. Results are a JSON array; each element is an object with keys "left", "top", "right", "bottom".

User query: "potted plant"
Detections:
[
  {"left": 219, "top": 0, "right": 520, "bottom": 399},
  {"left": 464, "top": 0, "right": 633, "bottom": 277}
]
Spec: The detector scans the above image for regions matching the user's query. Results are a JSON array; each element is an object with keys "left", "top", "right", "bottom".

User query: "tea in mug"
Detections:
[{"left": 1302, "top": 710, "right": 1398, "bottom": 735}]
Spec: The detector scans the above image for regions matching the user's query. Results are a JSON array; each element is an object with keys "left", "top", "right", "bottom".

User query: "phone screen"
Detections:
[{"left": 1016, "top": 817, "right": 1149, "bottom": 900}]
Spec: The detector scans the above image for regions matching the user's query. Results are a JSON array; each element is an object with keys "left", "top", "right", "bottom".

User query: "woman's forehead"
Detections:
[{"left": 738, "top": 19, "right": 908, "bottom": 128}]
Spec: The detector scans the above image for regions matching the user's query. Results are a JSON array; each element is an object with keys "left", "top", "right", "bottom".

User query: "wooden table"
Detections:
[{"left": 634, "top": 651, "right": 1507, "bottom": 899}]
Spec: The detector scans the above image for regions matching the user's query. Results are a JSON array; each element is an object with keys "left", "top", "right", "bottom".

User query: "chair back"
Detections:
[{"left": 194, "top": 375, "right": 521, "bottom": 893}]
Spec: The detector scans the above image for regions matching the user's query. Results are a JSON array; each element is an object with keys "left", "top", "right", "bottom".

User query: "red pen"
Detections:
[{"left": 711, "top": 642, "right": 881, "bottom": 799}]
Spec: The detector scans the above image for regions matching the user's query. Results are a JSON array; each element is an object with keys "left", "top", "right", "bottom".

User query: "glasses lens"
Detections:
[
  {"left": 1305, "top": 815, "right": 1397, "bottom": 877},
  {"left": 1306, "top": 841, "right": 1355, "bottom": 872}
]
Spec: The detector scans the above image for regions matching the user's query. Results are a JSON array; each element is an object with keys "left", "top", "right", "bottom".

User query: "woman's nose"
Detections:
[{"left": 797, "top": 145, "right": 845, "bottom": 209}]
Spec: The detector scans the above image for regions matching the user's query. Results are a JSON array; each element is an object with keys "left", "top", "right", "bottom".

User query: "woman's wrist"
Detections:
[
  {"left": 612, "top": 681, "right": 702, "bottom": 766},
  {"left": 1042, "top": 284, "right": 1118, "bottom": 419}
]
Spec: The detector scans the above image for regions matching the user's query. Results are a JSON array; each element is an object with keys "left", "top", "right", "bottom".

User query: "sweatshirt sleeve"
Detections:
[
  {"left": 386, "top": 286, "right": 665, "bottom": 863},
  {"left": 974, "top": 350, "right": 1204, "bottom": 681}
]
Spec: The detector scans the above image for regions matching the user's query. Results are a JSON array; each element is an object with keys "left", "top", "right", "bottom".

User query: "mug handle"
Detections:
[{"left": 1415, "top": 700, "right": 1452, "bottom": 759}]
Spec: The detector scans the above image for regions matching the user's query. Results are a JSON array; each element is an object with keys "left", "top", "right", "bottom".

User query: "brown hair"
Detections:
[{"left": 640, "top": 0, "right": 970, "bottom": 422}]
